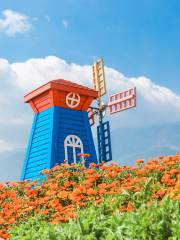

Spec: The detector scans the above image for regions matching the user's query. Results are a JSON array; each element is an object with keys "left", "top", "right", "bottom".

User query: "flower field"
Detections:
[{"left": 0, "top": 155, "right": 180, "bottom": 239}]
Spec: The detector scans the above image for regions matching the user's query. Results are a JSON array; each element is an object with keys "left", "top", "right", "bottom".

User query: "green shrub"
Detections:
[{"left": 10, "top": 198, "right": 180, "bottom": 240}]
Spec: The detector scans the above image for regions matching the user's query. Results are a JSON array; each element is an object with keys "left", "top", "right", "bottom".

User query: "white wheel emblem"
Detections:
[{"left": 66, "top": 92, "right": 80, "bottom": 108}]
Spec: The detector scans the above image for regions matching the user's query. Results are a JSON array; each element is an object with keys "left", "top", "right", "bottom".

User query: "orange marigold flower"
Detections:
[
  {"left": 136, "top": 169, "right": 145, "bottom": 175},
  {"left": 0, "top": 219, "right": 4, "bottom": 225},
  {"left": 27, "top": 189, "right": 37, "bottom": 198},
  {"left": 46, "top": 190, "right": 57, "bottom": 196},
  {"left": 135, "top": 159, "right": 144, "bottom": 165},
  {"left": 161, "top": 173, "right": 176, "bottom": 186},
  {"left": 35, "top": 208, "right": 41, "bottom": 214},
  {"left": 73, "top": 188, "right": 82, "bottom": 195},
  {"left": 86, "top": 188, "right": 97, "bottom": 195},
  {"left": 41, "top": 169, "right": 49, "bottom": 174},
  {"left": 42, "top": 209, "right": 49, "bottom": 215},
  {"left": 77, "top": 153, "right": 90, "bottom": 158},
  {"left": 52, "top": 165, "right": 61, "bottom": 171},
  {"left": 57, "top": 190, "right": 69, "bottom": 199},
  {"left": 170, "top": 169, "right": 179, "bottom": 175},
  {"left": 85, "top": 169, "right": 96, "bottom": 174},
  {"left": 0, "top": 184, "right": 4, "bottom": 191},
  {"left": 8, "top": 218, "right": 16, "bottom": 224},
  {"left": 127, "top": 201, "right": 134, "bottom": 212},
  {"left": 157, "top": 189, "right": 166, "bottom": 196},
  {"left": 63, "top": 181, "right": 72, "bottom": 187},
  {"left": 119, "top": 205, "right": 126, "bottom": 213},
  {"left": 133, "top": 186, "right": 141, "bottom": 192},
  {"left": 98, "top": 183, "right": 108, "bottom": 189},
  {"left": 2, "top": 233, "right": 9, "bottom": 239},
  {"left": 89, "top": 162, "right": 97, "bottom": 167}
]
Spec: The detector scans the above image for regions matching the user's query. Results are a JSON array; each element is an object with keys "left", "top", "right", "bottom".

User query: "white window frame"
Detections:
[{"left": 64, "top": 135, "right": 84, "bottom": 163}]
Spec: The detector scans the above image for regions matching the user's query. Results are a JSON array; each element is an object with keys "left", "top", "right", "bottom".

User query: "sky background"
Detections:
[{"left": 0, "top": 0, "right": 180, "bottom": 181}]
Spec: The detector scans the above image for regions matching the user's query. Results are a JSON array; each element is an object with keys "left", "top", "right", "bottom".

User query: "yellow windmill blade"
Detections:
[{"left": 92, "top": 58, "right": 107, "bottom": 97}]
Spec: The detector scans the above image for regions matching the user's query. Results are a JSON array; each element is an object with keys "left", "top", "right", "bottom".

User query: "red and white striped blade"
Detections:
[{"left": 108, "top": 87, "right": 136, "bottom": 114}]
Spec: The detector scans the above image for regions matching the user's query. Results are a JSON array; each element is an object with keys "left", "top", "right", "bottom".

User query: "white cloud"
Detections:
[
  {"left": 62, "top": 19, "right": 68, "bottom": 29},
  {"left": 0, "top": 56, "right": 180, "bottom": 155},
  {"left": 11, "top": 56, "right": 180, "bottom": 126},
  {"left": 0, "top": 9, "right": 31, "bottom": 36}
]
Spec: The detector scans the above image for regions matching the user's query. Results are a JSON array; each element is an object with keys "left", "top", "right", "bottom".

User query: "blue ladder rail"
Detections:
[{"left": 97, "top": 121, "right": 112, "bottom": 162}]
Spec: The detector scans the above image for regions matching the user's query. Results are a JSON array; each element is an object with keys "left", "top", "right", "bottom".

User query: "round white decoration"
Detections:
[{"left": 66, "top": 92, "right": 80, "bottom": 108}]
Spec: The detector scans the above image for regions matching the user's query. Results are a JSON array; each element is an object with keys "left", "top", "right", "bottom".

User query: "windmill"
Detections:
[{"left": 89, "top": 58, "right": 136, "bottom": 163}]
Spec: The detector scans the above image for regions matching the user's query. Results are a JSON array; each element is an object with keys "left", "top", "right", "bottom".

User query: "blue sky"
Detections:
[
  {"left": 0, "top": 0, "right": 180, "bottom": 181},
  {"left": 0, "top": 0, "right": 180, "bottom": 93}
]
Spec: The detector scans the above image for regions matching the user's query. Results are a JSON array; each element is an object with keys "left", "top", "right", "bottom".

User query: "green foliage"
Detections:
[
  {"left": 9, "top": 216, "right": 58, "bottom": 240},
  {"left": 10, "top": 198, "right": 180, "bottom": 240}
]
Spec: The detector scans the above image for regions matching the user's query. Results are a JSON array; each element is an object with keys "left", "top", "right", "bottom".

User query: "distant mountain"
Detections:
[
  {"left": 0, "top": 122, "right": 180, "bottom": 182},
  {"left": 110, "top": 122, "right": 180, "bottom": 165}
]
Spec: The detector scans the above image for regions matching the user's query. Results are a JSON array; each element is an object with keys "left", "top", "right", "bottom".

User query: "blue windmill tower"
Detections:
[{"left": 21, "top": 79, "right": 98, "bottom": 181}]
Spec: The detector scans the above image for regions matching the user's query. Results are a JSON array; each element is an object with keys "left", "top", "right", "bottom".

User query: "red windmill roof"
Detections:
[
  {"left": 52, "top": 79, "right": 94, "bottom": 91},
  {"left": 24, "top": 79, "right": 98, "bottom": 102},
  {"left": 24, "top": 79, "right": 98, "bottom": 113}
]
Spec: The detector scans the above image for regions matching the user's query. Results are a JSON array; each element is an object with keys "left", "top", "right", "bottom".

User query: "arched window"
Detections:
[{"left": 64, "top": 135, "right": 84, "bottom": 164}]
